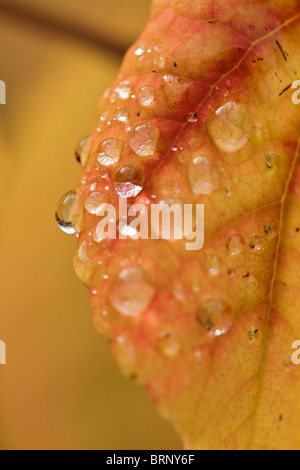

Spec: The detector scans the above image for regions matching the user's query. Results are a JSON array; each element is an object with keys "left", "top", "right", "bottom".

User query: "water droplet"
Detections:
[
  {"left": 110, "top": 266, "right": 155, "bottom": 317},
  {"left": 248, "top": 326, "right": 258, "bottom": 342},
  {"left": 129, "top": 123, "right": 160, "bottom": 157},
  {"left": 208, "top": 102, "right": 250, "bottom": 153},
  {"left": 158, "top": 331, "right": 180, "bottom": 358},
  {"left": 244, "top": 274, "right": 258, "bottom": 291},
  {"left": 56, "top": 190, "right": 81, "bottom": 235},
  {"left": 157, "top": 56, "right": 165, "bottom": 69},
  {"left": 138, "top": 86, "right": 155, "bottom": 107},
  {"left": 188, "top": 156, "right": 219, "bottom": 195},
  {"left": 249, "top": 235, "right": 265, "bottom": 251},
  {"left": 116, "top": 105, "right": 128, "bottom": 122},
  {"left": 134, "top": 44, "right": 145, "bottom": 56},
  {"left": 264, "top": 222, "right": 278, "bottom": 239},
  {"left": 227, "top": 234, "right": 244, "bottom": 255},
  {"left": 113, "top": 165, "right": 145, "bottom": 198},
  {"left": 205, "top": 253, "right": 220, "bottom": 276},
  {"left": 84, "top": 191, "right": 108, "bottom": 215},
  {"left": 197, "top": 299, "right": 232, "bottom": 336},
  {"left": 115, "top": 81, "right": 131, "bottom": 100},
  {"left": 186, "top": 112, "right": 198, "bottom": 123},
  {"left": 75, "top": 136, "right": 90, "bottom": 165},
  {"left": 97, "top": 139, "right": 122, "bottom": 167},
  {"left": 266, "top": 154, "right": 278, "bottom": 171}
]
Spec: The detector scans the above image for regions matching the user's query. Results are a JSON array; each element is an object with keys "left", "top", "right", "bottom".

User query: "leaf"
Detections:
[{"left": 73, "top": 0, "right": 300, "bottom": 450}]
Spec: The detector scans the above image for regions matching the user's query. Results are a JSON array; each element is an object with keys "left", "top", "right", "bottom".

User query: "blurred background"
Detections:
[{"left": 0, "top": 0, "right": 181, "bottom": 450}]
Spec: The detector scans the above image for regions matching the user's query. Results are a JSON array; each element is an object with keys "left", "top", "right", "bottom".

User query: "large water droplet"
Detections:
[
  {"left": 110, "top": 266, "right": 155, "bottom": 317},
  {"left": 197, "top": 299, "right": 232, "bottom": 336},
  {"left": 208, "top": 102, "right": 250, "bottom": 154},
  {"left": 227, "top": 234, "right": 244, "bottom": 255},
  {"left": 75, "top": 136, "right": 90, "bottom": 165},
  {"left": 138, "top": 86, "right": 155, "bottom": 107},
  {"left": 113, "top": 165, "right": 145, "bottom": 198},
  {"left": 157, "top": 331, "right": 180, "bottom": 358},
  {"left": 84, "top": 191, "right": 108, "bottom": 215},
  {"left": 188, "top": 156, "right": 219, "bottom": 195},
  {"left": 97, "top": 139, "right": 122, "bottom": 167},
  {"left": 129, "top": 123, "right": 159, "bottom": 157},
  {"left": 56, "top": 190, "right": 81, "bottom": 235}
]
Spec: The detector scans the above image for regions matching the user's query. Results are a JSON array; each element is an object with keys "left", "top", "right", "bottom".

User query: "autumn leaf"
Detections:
[{"left": 67, "top": 0, "right": 300, "bottom": 450}]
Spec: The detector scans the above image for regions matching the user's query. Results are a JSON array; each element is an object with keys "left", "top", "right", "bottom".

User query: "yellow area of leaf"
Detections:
[{"left": 74, "top": 0, "right": 300, "bottom": 450}]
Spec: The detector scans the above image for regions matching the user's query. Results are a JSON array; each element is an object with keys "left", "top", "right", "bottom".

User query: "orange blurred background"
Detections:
[{"left": 0, "top": 0, "right": 181, "bottom": 450}]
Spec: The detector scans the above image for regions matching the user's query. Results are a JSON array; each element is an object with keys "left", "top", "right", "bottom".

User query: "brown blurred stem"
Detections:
[{"left": 0, "top": 2, "right": 127, "bottom": 56}]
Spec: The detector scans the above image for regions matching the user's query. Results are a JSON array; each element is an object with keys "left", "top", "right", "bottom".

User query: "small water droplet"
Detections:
[
  {"left": 227, "top": 235, "right": 244, "bottom": 255},
  {"left": 197, "top": 299, "right": 232, "bottom": 336},
  {"left": 188, "top": 156, "right": 219, "bottom": 195},
  {"left": 186, "top": 112, "right": 198, "bottom": 123},
  {"left": 115, "top": 81, "right": 131, "bottom": 100},
  {"left": 97, "top": 139, "right": 123, "bottom": 167},
  {"left": 75, "top": 136, "right": 90, "bottom": 165},
  {"left": 249, "top": 235, "right": 265, "bottom": 251},
  {"left": 134, "top": 44, "right": 145, "bottom": 56},
  {"left": 205, "top": 253, "right": 220, "bottom": 276},
  {"left": 208, "top": 102, "right": 250, "bottom": 154},
  {"left": 113, "top": 165, "right": 145, "bottom": 198},
  {"left": 158, "top": 331, "right": 180, "bottom": 358},
  {"left": 116, "top": 105, "right": 128, "bottom": 122},
  {"left": 84, "top": 191, "right": 108, "bottom": 215},
  {"left": 157, "top": 56, "right": 165, "bottom": 69},
  {"left": 244, "top": 274, "right": 258, "bottom": 291},
  {"left": 138, "top": 86, "right": 155, "bottom": 107},
  {"left": 264, "top": 222, "right": 278, "bottom": 239},
  {"left": 266, "top": 154, "right": 278, "bottom": 171},
  {"left": 110, "top": 266, "right": 155, "bottom": 317},
  {"left": 56, "top": 190, "right": 81, "bottom": 235},
  {"left": 248, "top": 326, "right": 258, "bottom": 342},
  {"left": 129, "top": 123, "right": 160, "bottom": 157}
]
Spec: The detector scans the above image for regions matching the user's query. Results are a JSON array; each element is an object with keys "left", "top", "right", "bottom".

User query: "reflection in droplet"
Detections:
[
  {"left": 84, "top": 191, "right": 108, "bottom": 215},
  {"left": 208, "top": 102, "right": 250, "bottom": 154},
  {"left": 197, "top": 299, "right": 232, "bottom": 336},
  {"left": 129, "top": 123, "right": 160, "bottom": 157},
  {"left": 56, "top": 190, "right": 80, "bottom": 235},
  {"left": 75, "top": 136, "right": 90, "bottom": 165},
  {"left": 188, "top": 156, "right": 219, "bottom": 195},
  {"left": 158, "top": 331, "right": 180, "bottom": 358},
  {"left": 264, "top": 222, "right": 278, "bottom": 239},
  {"left": 97, "top": 139, "right": 123, "bottom": 166},
  {"left": 135, "top": 44, "right": 145, "bottom": 56},
  {"left": 138, "top": 86, "right": 155, "bottom": 107},
  {"left": 227, "top": 234, "right": 244, "bottom": 255},
  {"left": 110, "top": 266, "right": 155, "bottom": 317},
  {"left": 115, "top": 81, "right": 131, "bottom": 100},
  {"left": 113, "top": 165, "right": 145, "bottom": 198}
]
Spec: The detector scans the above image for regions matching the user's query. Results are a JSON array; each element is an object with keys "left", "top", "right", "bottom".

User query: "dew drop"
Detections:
[
  {"left": 248, "top": 326, "right": 258, "bottom": 342},
  {"left": 186, "top": 112, "right": 198, "bottom": 123},
  {"left": 158, "top": 331, "right": 180, "bottom": 358},
  {"left": 227, "top": 234, "right": 244, "bottom": 255},
  {"left": 84, "top": 191, "right": 108, "bottom": 215},
  {"left": 56, "top": 190, "right": 81, "bottom": 235},
  {"left": 134, "top": 44, "right": 145, "bottom": 56},
  {"left": 113, "top": 165, "right": 145, "bottom": 198},
  {"left": 266, "top": 154, "right": 278, "bottom": 171},
  {"left": 110, "top": 266, "right": 155, "bottom": 317},
  {"left": 264, "top": 222, "right": 278, "bottom": 239},
  {"left": 197, "top": 299, "right": 232, "bottom": 336},
  {"left": 205, "top": 253, "right": 220, "bottom": 276},
  {"left": 208, "top": 102, "right": 250, "bottom": 154},
  {"left": 116, "top": 105, "right": 128, "bottom": 122},
  {"left": 249, "top": 235, "right": 265, "bottom": 251},
  {"left": 244, "top": 274, "right": 258, "bottom": 291},
  {"left": 129, "top": 123, "right": 160, "bottom": 157},
  {"left": 75, "top": 136, "right": 90, "bottom": 165},
  {"left": 138, "top": 86, "right": 155, "bottom": 107},
  {"left": 97, "top": 139, "right": 123, "bottom": 167},
  {"left": 115, "top": 81, "right": 131, "bottom": 100},
  {"left": 188, "top": 156, "right": 219, "bottom": 195}
]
